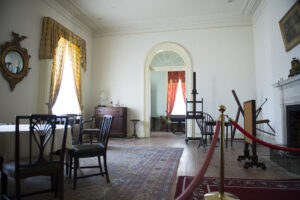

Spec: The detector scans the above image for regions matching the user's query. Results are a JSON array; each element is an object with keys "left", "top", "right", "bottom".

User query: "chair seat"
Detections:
[
  {"left": 69, "top": 143, "right": 105, "bottom": 158},
  {"left": 82, "top": 128, "right": 100, "bottom": 133},
  {"left": 2, "top": 161, "right": 61, "bottom": 177}
]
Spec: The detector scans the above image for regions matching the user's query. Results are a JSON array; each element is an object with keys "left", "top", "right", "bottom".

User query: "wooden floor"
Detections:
[{"left": 110, "top": 131, "right": 300, "bottom": 199}]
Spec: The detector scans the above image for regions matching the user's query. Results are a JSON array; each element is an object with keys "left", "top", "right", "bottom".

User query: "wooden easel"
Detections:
[
  {"left": 237, "top": 100, "right": 266, "bottom": 169},
  {"left": 231, "top": 90, "right": 275, "bottom": 141},
  {"left": 185, "top": 72, "right": 204, "bottom": 143}
]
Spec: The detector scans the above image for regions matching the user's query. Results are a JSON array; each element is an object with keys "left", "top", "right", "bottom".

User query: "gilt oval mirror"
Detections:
[
  {"left": 4, "top": 50, "right": 24, "bottom": 74},
  {"left": 0, "top": 32, "right": 30, "bottom": 91}
]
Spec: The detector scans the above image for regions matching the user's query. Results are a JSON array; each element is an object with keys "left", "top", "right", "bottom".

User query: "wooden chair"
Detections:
[
  {"left": 0, "top": 114, "right": 69, "bottom": 200},
  {"left": 159, "top": 115, "right": 172, "bottom": 132},
  {"left": 160, "top": 116, "right": 166, "bottom": 131},
  {"left": 66, "top": 114, "right": 82, "bottom": 145},
  {"left": 68, "top": 115, "right": 113, "bottom": 189},
  {"left": 196, "top": 112, "right": 215, "bottom": 148},
  {"left": 79, "top": 115, "right": 100, "bottom": 144},
  {"left": 62, "top": 114, "right": 82, "bottom": 176}
]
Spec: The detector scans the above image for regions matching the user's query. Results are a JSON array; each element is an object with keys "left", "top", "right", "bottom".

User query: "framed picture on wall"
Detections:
[{"left": 279, "top": 1, "right": 300, "bottom": 52}]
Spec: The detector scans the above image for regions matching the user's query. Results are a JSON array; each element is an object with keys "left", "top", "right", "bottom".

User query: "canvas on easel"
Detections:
[
  {"left": 244, "top": 100, "right": 255, "bottom": 145},
  {"left": 237, "top": 100, "right": 266, "bottom": 169}
]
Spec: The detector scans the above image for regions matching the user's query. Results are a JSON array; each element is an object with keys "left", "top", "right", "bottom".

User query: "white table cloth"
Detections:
[{"left": 0, "top": 124, "right": 72, "bottom": 162}]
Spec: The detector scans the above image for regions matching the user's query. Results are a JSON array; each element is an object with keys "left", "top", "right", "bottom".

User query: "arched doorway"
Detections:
[{"left": 143, "top": 42, "right": 193, "bottom": 137}]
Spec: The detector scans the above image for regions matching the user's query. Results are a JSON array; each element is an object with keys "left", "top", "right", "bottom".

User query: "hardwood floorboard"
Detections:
[{"left": 110, "top": 131, "right": 300, "bottom": 199}]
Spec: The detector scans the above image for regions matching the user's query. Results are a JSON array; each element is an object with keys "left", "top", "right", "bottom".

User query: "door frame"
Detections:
[{"left": 143, "top": 42, "right": 193, "bottom": 137}]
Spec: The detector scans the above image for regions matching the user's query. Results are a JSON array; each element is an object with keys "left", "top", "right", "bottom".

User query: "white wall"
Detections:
[
  {"left": 0, "top": 0, "right": 93, "bottom": 123},
  {"left": 92, "top": 26, "right": 256, "bottom": 137},
  {"left": 253, "top": 0, "right": 300, "bottom": 143}
]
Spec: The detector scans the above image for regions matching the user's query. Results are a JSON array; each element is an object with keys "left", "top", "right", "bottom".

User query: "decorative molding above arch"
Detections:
[{"left": 151, "top": 51, "right": 185, "bottom": 67}]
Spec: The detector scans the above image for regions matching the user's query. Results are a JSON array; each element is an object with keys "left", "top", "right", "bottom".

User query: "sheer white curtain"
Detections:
[
  {"left": 171, "top": 80, "right": 186, "bottom": 115},
  {"left": 52, "top": 44, "right": 81, "bottom": 115}
]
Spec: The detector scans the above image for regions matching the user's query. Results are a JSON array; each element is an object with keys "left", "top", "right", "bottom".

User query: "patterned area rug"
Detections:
[
  {"left": 3, "top": 145, "right": 183, "bottom": 200},
  {"left": 175, "top": 176, "right": 300, "bottom": 200}
]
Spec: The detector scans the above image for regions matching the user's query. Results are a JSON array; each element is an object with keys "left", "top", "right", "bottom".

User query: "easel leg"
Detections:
[
  {"left": 245, "top": 141, "right": 267, "bottom": 169},
  {"left": 237, "top": 143, "right": 250, "bottom": 161}
]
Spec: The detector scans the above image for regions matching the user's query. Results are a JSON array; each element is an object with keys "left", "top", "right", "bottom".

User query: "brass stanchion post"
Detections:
[{"left": 204, "top": 105, "right": 239, "bottom": 200}]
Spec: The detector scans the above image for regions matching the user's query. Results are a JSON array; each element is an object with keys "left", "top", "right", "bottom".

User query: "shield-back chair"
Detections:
[{"left": 0, "top": 114, "right": 68, "bottom": 200}]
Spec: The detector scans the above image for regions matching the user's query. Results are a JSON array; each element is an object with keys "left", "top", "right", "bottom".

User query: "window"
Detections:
[
  {"left": 52, "top": 44, "right": 81, "bottom": 115},
  {"left": 171, "top": 80, "right": 186, "bottom": 115}
]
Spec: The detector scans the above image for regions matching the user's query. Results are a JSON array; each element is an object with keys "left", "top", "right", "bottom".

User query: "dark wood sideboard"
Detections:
[{"left": 95, "top": 106, "right": 127, "bottom": 137}]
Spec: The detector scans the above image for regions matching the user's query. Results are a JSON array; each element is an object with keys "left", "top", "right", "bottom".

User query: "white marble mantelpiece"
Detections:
[
  {"left": 273, "top": 74, "right": 300, "bottom": 144},
  {"left": 273, "top": 74, "right": 300, "bottom": 105},
  {"left": 273, "top": 74, "right": 300, "bottom": 88}
]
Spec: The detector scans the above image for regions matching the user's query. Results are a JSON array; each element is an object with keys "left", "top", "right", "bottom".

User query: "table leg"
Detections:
[
  {"left": 132, "top": 122, "right": 138, "bottom": 138},
  {"left": 151, "top": 118, "right": 156, "bottom": 131}
]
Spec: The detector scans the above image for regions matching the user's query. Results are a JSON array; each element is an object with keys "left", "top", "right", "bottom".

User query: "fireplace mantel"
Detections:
[
  {"left": 273, "top": 74, "right": 300, "bottom": 88},
  {"left": 273, "top": 74, "right": 300, "bottom": 106},
  {"left": 273, "top": 74, "right": 300, "bottom": 144}
]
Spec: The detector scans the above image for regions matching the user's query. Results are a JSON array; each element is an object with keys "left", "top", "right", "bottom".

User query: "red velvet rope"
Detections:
[
  {"left": 231, "top": 120, "right": 300, "bottom": 153},
  {"left": 175, "top": 120, "right": 221, "bottom": 200}
]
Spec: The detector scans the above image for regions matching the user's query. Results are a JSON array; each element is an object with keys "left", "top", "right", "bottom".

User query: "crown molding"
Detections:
[
  {"left": 94, "top": 14, "right": 252, "bottom": 37},
  {"left": 51, "top": 0, "right": 260, "bottom": 37},
  {"left": 240, "top": 0, "right": 261, "bottom": 16},
  {"left": 252, "top": 0, "right": 267, "bottom": 24},
  {"left": 42, "top": 0, "right": 93, "bottom": 35},
  {"left": 52, "top": 0, "right": 99, "bottom": 31}
]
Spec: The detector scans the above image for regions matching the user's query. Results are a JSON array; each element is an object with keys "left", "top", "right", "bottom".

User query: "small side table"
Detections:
[{"left": 130, "top": 119, "right": 139, "bottom": 138}]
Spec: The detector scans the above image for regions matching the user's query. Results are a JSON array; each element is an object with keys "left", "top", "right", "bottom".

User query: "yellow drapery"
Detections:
[
  {"left": 47, "top": 38, "right": 67, "bottom": 113},
  {"left": 39, "top": 17, "right": 86, "bottom": 71},
  {"left": 40, "top": 17, "right": 85, "bottom": 113},
  {"left": 68, "top": 41, "right": 83, "bottom": 111}
]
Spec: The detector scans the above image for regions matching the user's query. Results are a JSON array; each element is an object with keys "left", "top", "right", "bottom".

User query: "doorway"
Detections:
[
  {"left": 151, "top": 71, "right": 186, "bottom": 132},
  {"left": 144, "top": 42, "right": 193, "bottom": 137}
]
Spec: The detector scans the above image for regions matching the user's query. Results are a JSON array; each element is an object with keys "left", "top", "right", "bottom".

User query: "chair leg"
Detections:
[
  {"left": 73, "top": 157, "right": 79, "bottom": 189},
  {"left": 59, "top": 171, "right": 64, "bottom": 200},
  {"left": 66, "top": 157, "right": 69, "bottom": 176},
  {"left": 197, "top": 135, "right": 203, "bottom": 149},
  {"left": 103, "top": 154, "right": 110, "bottom": 183},
  {"left": 98, "top": 156, "right": 103, "bottom": 175},
  {"left": 51, "top": 174, "right": 57, "bottom": 197},
  {"left": 15, "top": 177, "right": 21, "bottom": 200},
  {"left": 197, "top": 141, "right": 201, "bottom": 149},
  {"left": 1, "top": 173, "right": 8, "bottom": 196},
  {"left": 69, "top": 156, "right": 73, "bottom": 178}
]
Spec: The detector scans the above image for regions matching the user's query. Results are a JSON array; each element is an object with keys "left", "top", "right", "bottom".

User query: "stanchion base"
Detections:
[{"left": 204, "top": 192, "right": 239, "bottom": 200}]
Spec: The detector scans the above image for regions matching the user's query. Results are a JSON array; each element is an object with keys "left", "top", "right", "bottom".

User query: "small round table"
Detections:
[{"left": 130, "top": 119, "right": 139, "bottom": 138}]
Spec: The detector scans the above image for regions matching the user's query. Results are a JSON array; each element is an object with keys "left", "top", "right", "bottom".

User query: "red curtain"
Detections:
[
  {"left": 166, "top": 71, "right": 186, "bottom": 115},
  {"left": 179, "top": 71, "right": 186, "bottom": 102},
  {"left": 166, "top": 72, "right": 179, "bottom": 115}
]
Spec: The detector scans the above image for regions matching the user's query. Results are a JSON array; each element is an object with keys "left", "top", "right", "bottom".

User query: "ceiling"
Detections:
[{"left": 51, "top": 0, "right": 262, "bottom": 36}]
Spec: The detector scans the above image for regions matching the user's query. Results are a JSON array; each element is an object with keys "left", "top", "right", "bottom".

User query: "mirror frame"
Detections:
[{"left": 0, "top": 32, "right": 30, "bottom": 91}]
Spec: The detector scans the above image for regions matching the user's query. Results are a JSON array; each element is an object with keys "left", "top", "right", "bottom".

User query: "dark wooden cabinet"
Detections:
[{"left": 95, "top": 106, "right": 127, "bottom": 137}]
